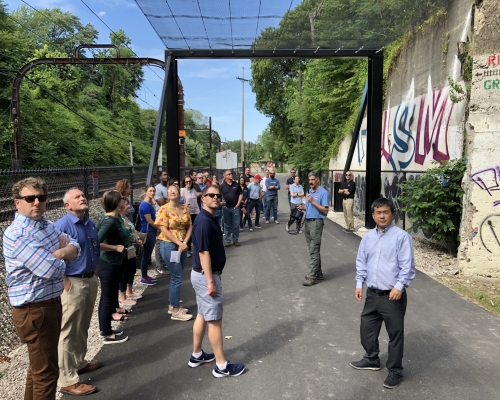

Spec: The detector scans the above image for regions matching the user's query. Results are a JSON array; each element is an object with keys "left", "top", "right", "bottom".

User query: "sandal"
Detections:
[
  {"left": 111, "top": 315, "right": 129, "bottom": 322},
  {"left": 116, "top": 308, "right": 132, "bottom": 314}
]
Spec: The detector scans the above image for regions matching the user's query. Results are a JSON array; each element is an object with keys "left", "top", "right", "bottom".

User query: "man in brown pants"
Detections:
[{"left": 3, "top": 177, "right": 79, "bottom": 400}]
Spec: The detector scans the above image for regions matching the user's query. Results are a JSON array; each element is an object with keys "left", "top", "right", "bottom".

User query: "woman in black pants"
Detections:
[{"left": 97, "top": 191, "right": 129, "bottom": 344}]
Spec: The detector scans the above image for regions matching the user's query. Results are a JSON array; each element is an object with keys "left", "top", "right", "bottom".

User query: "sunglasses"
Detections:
[
  {"left": 185, "top": 180, "right": 192, "bottom": 183},
  {"left": 17, "top": 194, "right": 48, "bottom": 203},
  {"left": 204, "top": 193, "right": 222, "bottom": 199},
  {"left": 346, "top": 174, "right": 351, "bottom": 176}
]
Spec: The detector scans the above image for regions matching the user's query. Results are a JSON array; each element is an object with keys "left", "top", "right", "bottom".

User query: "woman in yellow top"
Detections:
[{"left": 155, "top": 185, "right": 193, "bottom": 321}]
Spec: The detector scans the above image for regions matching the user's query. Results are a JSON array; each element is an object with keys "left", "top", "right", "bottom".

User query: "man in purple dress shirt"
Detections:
[{"left": 350, "top": 198, "right": 416, "bottom": 389}]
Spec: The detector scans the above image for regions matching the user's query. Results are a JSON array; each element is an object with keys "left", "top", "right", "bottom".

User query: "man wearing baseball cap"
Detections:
[{"left": 245, "top": 174, "right": 263, "bottom": 231}]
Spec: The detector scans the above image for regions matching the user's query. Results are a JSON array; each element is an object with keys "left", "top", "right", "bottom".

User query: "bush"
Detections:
[{"left": 397, "top": 159, "right": 466, "bottom": 254}]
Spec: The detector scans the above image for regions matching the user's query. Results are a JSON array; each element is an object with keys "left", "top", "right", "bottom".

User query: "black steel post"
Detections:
[
  {"left": 365, "top": 55, "right": 384, "bottom": 229},
  {"left": 147, "top": 55, "right": 171, "bottom": 185},
  {"left": 344, "top": 81, "right": 368, "bottom": 177},
  {"left": 166, "top": 58, "right": 180, "bottom": 179}
]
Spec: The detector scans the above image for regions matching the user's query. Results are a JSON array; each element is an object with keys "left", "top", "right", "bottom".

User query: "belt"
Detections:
[
  {"left": 343, "top": 198, "right": 354, "bottom": 200},
  {"left": 14, "top": 296, "right": 61, "bottom": 308},
  {"left": 368, "top": 288, "right": 391, "bottom": 296},
  {"left": 67, "top": 272, "right": 95, "bottom": 278},
  {"left": 250, "top": 198, "right": 260, "bottom": 201},
  {"left": 193, "top": 268, "right": 221, "bottom": 275},
  {"left": 305, "top": 218, "right": 322, "bottom": 221}
]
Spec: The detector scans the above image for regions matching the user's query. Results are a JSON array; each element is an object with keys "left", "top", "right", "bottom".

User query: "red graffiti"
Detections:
[
  {"left": 487, "top": 55, "right": 500, "bottom": 66},
  {"left": 415, "top": 89, "right": 453, "bottom": 165}
]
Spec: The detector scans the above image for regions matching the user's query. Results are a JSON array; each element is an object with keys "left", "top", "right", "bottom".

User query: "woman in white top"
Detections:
[
  {"left": 287, "top": 176, "right": 305, "bottom": 232},
  {"left": 180, "top": 176, "right": 200, "bottom": 256}
]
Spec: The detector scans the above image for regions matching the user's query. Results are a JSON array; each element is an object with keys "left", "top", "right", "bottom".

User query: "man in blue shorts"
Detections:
[{"left": 188, "top": 184, "right": 245, "bottom": 378}]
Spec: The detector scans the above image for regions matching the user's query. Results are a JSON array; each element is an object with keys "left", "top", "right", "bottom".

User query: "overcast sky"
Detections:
[{"left": 4, "top": 0, "right": 271, "bottom": 144}]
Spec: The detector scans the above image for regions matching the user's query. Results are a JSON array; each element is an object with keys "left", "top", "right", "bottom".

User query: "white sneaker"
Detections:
[
  {"left": 249, "top": 228, "right": 253, "bottom": 232},
  {"left": 171, "top": 308, "right": 193, "bottom": 321},
  {"left": 265, "top": 220, "right": 270, "bottom": 224},
  {"left": 168, "top": 305, "right": 189, "bottom": 315},
  {"left": 275, "top": 220, "right": 280, "bottom": 224},
  {"left": 286, "top": 225, "right": 289, "bottom": 232}
]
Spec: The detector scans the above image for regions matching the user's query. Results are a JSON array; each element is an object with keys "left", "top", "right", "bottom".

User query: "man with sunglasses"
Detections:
[
  {"left": 220, "top": 170, "right": 243, "bottom": 247},
  {"left": 3, "top": 177, "right": 80, "bottom": 400},
  {"left": 189, "top": 185, "right": 245, "bottom": 378},
  {"left": 54, "top": 188, "right": 102, "bottom": 396},
  {"left": 338, "top": 171, "right": 356, "bottom": 233}
]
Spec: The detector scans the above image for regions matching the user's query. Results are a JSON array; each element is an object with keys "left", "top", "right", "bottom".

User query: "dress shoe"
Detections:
[
  {"left": 77, "top": 359, "right": 102, "bottom": 374},
  {"left": 60, "top": 382, "right": 96, "bottom": 396}
]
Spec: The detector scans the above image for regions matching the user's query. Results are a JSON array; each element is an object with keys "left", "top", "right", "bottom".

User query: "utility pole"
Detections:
[
  {"left": 236, "top": 67, "right": 249, "bottom": 171},
  {"left": 209, "top": 116, "right": 212, "bottom": 170}
]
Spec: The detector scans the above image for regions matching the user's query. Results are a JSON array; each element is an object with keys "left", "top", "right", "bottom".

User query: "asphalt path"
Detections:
[{"left": 65, "top": 173, "right": 500, "bottom": 400}]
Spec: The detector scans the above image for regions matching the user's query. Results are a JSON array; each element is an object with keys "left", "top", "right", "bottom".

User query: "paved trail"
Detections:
[{"left": 65, "top": 174, "right": 500, "bottom": 400}]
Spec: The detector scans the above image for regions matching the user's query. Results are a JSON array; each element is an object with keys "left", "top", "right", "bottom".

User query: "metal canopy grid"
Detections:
[
  {"left": 137, "top": 0, "right": 452, "bottom": 227},
  {"left": 135, "top": 0, "right": 454, "bottom": 53}
]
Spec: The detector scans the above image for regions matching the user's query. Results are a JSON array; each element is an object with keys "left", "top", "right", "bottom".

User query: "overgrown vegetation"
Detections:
[
  {"left": 250, "top": 0, "right": 453, "bottom": 172},
  {"left": 398, "top": 159, "right": 466, "bottom": 254}
]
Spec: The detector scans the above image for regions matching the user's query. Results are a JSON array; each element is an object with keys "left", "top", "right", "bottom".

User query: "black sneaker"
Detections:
[
  {"left": 212, "top": 361, "right": 245, "bottom": 378},
  {"left": 188, "top": 350, "right": 215, "bottom": 368},
  {"left": 383, "top": 371, "right": 402, "bottom": 388},
  {"left": 350, "top": 359, "right": 381, "bottom": 370},
  {"left": 99, "top": 329, "right": 123, "bottom": 337},
  {"left": 103, "top": 335, "right": 129, "bottom": 345}
]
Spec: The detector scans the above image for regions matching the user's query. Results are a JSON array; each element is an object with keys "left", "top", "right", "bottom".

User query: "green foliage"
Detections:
[
  {"left": 398, "top": 159, "right": 466, "bottom": 253},
  {"left": 0, "top": 1, "right": 154, "bottom": 169},
  {"left": 447, "top": 76, "right": 466, "bottom": 104}
]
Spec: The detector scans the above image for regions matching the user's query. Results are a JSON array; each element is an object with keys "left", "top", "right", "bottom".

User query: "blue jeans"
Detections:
[
  {"left": 222, "top": 207, "right": 240, "bottom": 243},
  {"left": 263, "top": 193, "right": 274, "bottom": 218},
  {"left": 246, "top": 199, "right": 261, "bottom": 228},
  {"left": 160, "top": 241, "right": 187, "bottom": 308},
  {"left": 140, "top": 231, "right": 156, "bottom": 279},
  {"left": 266, "top": 194, "right": 278, "bottom": 221}
]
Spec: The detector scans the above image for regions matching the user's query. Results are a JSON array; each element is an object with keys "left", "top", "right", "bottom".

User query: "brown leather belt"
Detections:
[{"left": 193, "top": 268, "right": 221, "bottom": 275}]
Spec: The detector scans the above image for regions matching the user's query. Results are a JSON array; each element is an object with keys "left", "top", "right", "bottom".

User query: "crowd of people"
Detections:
[{"left": 2, "top": 168, "right": 415, "bottom": 398}]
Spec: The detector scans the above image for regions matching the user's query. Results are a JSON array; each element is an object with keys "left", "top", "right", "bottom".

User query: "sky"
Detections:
[{"left": 4, "top": 0, "right": 272, "bottom": 144}]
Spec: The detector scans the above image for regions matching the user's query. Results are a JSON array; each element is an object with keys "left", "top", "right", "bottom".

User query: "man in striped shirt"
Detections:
[{"left": 3, "top": 177, "right": 80, "bottom": 400}]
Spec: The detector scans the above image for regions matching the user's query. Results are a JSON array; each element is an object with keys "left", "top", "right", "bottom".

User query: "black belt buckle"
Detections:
[{"left": 370, "top": 288, "right": 391, "bottom": 296}]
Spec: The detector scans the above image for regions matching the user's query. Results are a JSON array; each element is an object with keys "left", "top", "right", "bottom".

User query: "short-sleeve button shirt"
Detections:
[{"left": 155, "top": 203, "right": 192, "bottom": 243}]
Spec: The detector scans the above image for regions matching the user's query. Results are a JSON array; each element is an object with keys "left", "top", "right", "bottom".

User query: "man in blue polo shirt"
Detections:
[
  {"left": 265, "top": 170, "right": 281, "bottom": 224},
  {"left": 300, "top": 171, "right": 330, "bottom": 286},
  {"left": 54, "top": 188, "right": 102, "bottom": 396},
  {"left": 188, "top": 185, "right": 245, "bottom": 378}
]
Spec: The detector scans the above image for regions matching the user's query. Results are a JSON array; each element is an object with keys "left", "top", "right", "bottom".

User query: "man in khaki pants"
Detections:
[
  {"left": 54, "top": 188, "right": 102, "bottom": 396},
  {"left": 338, "top": 171, "right": 356, "bottom": 232}
]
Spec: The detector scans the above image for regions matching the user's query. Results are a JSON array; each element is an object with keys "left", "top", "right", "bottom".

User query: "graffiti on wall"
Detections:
[
  {"left": 381, "top": 87, "right": 458, "bottom": 173},
  {"left": 471, "top": 166, "right": 500, "bottom": 207},
  {"left": 479, "top": 214, "right": 500, "bottom": 254},
  {"left": 357, "top": 129, "right": 367, "bottom": 165}
]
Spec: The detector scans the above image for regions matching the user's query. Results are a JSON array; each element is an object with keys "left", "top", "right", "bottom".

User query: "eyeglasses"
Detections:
[
  {"left": 346, "top": 174, "right": 351, "bottom": 176},
  {"left": 204, "top": 193, "right": 222, "bottom": 199},
  {"left": 17, "top": 194, "right": 48, "bottom": 203},
  {"left": 167, "top": 190, "right": 178, "bottom": 194}
]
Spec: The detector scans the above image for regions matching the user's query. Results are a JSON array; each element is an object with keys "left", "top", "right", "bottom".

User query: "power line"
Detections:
[
  {"left": 0, "top": 69, "right": 152, "bottom": 143},
  {"left": 11, "top": 1, "right": 160, "bottom": 111},
  {"left": 80, "top": 0, "right": 165, "bottom": 82}
]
